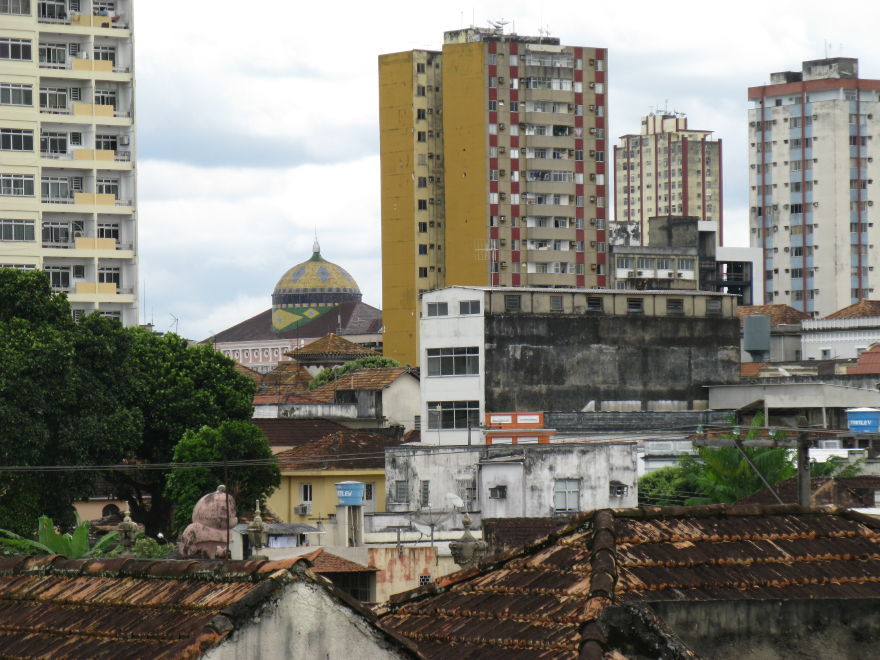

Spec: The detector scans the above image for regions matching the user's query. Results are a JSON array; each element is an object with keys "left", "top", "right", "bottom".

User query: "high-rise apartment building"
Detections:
[
  {"left": 0, "top": 0, "right": 137, "bottom": 324},
  {"left": 380, "top": 27, "right": 607, "bottom": 365},
  {"left": 613, "top": 113, "right": 722, "bottom": 246},
  {"left": 749, "top": 57, "right": 880, "bottom": 317}
]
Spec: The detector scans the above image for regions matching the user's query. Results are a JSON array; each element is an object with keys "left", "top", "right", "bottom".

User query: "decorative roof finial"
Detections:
[{"left": 313, "top": 228, "right": 320, "bottom": 255}]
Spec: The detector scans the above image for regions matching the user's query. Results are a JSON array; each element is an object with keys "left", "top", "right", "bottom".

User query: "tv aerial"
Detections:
[{"left": 488, "top": 18, "right": 509, "bottom": 34}]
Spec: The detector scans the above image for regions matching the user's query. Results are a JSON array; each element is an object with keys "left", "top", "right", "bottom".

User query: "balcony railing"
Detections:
[
  {"left": 41, "top": 151, "right": 73, "bottom": 160},
  {"left": 115, "top": 151, "right": 131, "bottom": 162},
  {"left": 39, "top": 105, "right": 72, "bottom": 115},
  {"left": 42, "top": 196, "right": 74, "bottom": 204}
]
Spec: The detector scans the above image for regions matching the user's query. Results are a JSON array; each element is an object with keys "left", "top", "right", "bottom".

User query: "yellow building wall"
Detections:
[
  {"left": 441, "top": 42, "right": 488, "bottom": 288},
  {"left": 379, "top": 52, "right": 419, "bottom": 366},
  {"left": 268, "top": 469, "right": 386, "bottom": 524}
]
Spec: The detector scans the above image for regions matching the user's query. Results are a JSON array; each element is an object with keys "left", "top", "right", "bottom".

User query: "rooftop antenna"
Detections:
[
  {"left": 169, "top": 313, "right": 179, "bottom": 335},
  {"left": 487, "top": 18, "right": 508, "bottom": 35},
  {"left": 824, "top": 39, "right": 829, "bottom": 58}
]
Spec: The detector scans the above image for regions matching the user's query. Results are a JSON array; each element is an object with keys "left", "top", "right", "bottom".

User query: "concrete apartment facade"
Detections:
[
  {"left": 0, "top": 0, "right": 138, "bottom": 324},
  {"left": 613, "top": 113, "right": 722, "bottom": 246},
  {"left": 749, "top": 57, "right": 880, "bottom": 318},
  {"left": 379, "top": 26, "right": 608, "bottom": 365},
  {"left": 419, "top": 285, "right": 740, "bottom": 445}
]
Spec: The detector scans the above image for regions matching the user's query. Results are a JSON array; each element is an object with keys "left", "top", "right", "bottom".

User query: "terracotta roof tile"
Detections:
[
  {"left": 740, "top": 362, "right": 768, "bottom": 378},
  {"left": 848, "top": 343, "right": 880, "bottom": 374},
  {"left": 257, "top": 360, "right": 313, "bottom": 395},
  {"left": 288, "top": 332, "right": 379, "bottom": 358},
  {"left": 379, "top": 505, "right": 880, "bottom": 659},
  {"left": 825, "top": 299, "right": 880, "bottom": 319},
  {"left": 482, "top": 517, "right": 570, "bottom": 552},
  {"left": 308, "top": 368, "right": 413, "bottom": 402},
  {"left": 736, "top": 304, "right": 811, "bottom": 327},
  {"left": 275, "top": 430, "right": 404, "bottom": 470},
  {"left": 308, "top": 548, "right": 378, "bottom": 574},
  {"left": 251, "top": 418, "right": 352, "bottom": 448},
  {"left": 737, "top": 475, "right": 880, "bottom": 507}
]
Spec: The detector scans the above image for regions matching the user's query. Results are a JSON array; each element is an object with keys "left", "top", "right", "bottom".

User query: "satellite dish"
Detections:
[{"left": 446, "top": 493, "right": 464, "bottom": 509}]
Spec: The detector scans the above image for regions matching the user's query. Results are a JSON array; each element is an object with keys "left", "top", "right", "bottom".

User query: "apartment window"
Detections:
[
  {"left": 417, "top": 221, "right": 428, "bottom": 233},
  {"left": 417, "top": 199, "right": 427, "bottom": 210},
  {"left": 97, "top": 223, "right": 119, "bottom": 241},
  {"left": 44, "top": 266, "right": 70, "bottom": 289},
  {"left": 656, "top": 258, "right": 672, "bottom": 270},
  {"left": 636, "top": 257, "right": 655, "bottom": 270},
  {"left": 96, "top": 178, "right": 119, "bottom": 197},
  {"left": 553, "top": 479, "right": 580, "bottom": 512},
  {"left": 791, "top": 267, "right": 803, "bottom": 279},
  {"left": 416, "top": 131, "right": 427, "bottom": 142},
  {"left": 416, "top": 62, "right": 425, "bottom": 73},
  {"left": 40, "top": 130, "right": 67, "bottom": 154},
  {"left": 416, "top": 108, "right": 426, "bottom": 120},
  {"left": 0, "top": 83, "right": 32, "bottom": 106},
  {"left": 666, "top": 298, "right": 684, "bottom": 315},
  {"left": 456, "top": 478, "right": 477, "bottom": 510},
  {"left": 706, "top": 298, "right": 722, "bottom": 316},
  {"left": 418, "top": 267, "right": 428, "bottom": 278},
  {"left": 426, "top": 301, "right": 448, "bottom": 316},
  {"left": 419, "top": 480, "right": 430, "bottom": 508},
  {"left": 678, "top": 258, "right": 694, "bottom": 271},
  {"left": 0, "top": 219, "right": 34, "bottom": 241},
  {"left": 417, "top": 176, "right": 427, "bottom": 188},
  {"left": 42, "top": 220, "right": 80, "bottom": 244},
  {"left": 489, "top": 485, "right": 507, "bottom": 499},
  {"left": 416, "top": 85, "right": 426, "bottom": 97},
  {"left": 418, "top": 244, "right": 428, "bottom": 255},
  {"left": 587, "top": 296, "right": 603, "bottom": 312},
  {"left": 550, "top": 295, "right": 564, "bottom": 312},
  {"left": 821, "top": 349, "right": 832, "bottom": 359},
  {"left": 39, "top": 87, "right": 67, "bottom": 112},
  {"left": 41, "top": 176, "right": 69, "bottom": 200},
  {"left": 454, "top": 300, "right": 479, "bottom": 316},
  {"left": 0, "top": 1, "right": 31, "bottom": 15},
  {"left": 616, "top": 257, "right": 632, "bottom": 270},
  {"left": 97, "top": 266, "right": 120, "bottom": 288},
  {"left": 93, "top": 46, "right": 116, "bottom": 64},
  {"left": 427, "top": 401, "right": 480, "bottom": 429},
  {"left": 426, "top": 347, "right": 479, "bottom": 376},
  {"left": 299, "top": 483, "right": 312, "bottom": 506},
  {"left": 0, "top": 38, "right": 31, "bottom": 61},
  {"left": 627, "top": 298, "right": 644, "bottom": 314},
  {"left": 504, "top": 295, "right": 521, "bottom": 312},
  {"left": 394, "top": 480, "right": 408, "bottom": 503},
  {"left": 94, "top": 89, "right": 116, "bottom": 109},
  {"left": 95, "top": 134, "right": 118, "bottom": 151},
  {"left": 0, "top": 128, "right": 33, "bottom": 151},
  {"left": 0, "top": 174, "right": 34, "bottom": 196}
]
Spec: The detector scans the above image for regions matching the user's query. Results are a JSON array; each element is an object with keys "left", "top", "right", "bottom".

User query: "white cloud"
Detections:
[{"left": 133, "top": 0, "right": 880, "bottom": 337}]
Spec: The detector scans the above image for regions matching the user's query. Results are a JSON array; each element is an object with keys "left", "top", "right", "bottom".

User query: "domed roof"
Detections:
[
  {"left": 273, "top": 240, "right": 361, "bottom": 298},
  {"left": 271, "top": 240, "right": 363, "bottom": 333}
]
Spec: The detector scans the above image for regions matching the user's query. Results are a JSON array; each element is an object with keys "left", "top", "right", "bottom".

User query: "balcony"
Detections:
[
  {"left": 73, "top": 148, "right": 115, "bottom": 162},
  {"left": 73, "top": 192, "right": 116, "bottom": 205},
  {"left": 73, "top": 103, "right": 115, "bottom": 118},
  {"left": 39, "top": 58, "right": 131, "bottom": 74},
  {"left": 75, "top": 282, "right": 117, "bottom": 295},
  {"left": 43, "top": 238, "right": 133, "bottom": 251}
]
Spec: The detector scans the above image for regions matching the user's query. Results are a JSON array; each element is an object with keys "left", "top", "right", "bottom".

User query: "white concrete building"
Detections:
[
  {"left": 749, "top": 57, "right": 880, "bottom": 317},
  {"left": 384, "top": 442, "right": 638, "bottom": 519},
  {"left": 0, "top": 0, "right": 138, "bottom": 324}
]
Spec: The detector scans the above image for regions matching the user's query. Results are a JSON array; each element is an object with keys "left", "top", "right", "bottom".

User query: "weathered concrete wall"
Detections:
[
  {"left": 650, "top": 599, "right": 880, "bottom": 660},
  {"left": 485, "top": 314, "right": 740, "bottom": 412},
  {"left": 204, "top": 579, "right": 409, "bottom": 660},
  {"left": 547, "top": 410, "right": 730, "bottom": 431},
  {"left": 368, "top": 546, "right": 459, "bottom": 603}
]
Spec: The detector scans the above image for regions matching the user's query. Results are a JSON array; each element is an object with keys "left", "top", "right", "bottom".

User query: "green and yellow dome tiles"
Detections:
[{"left": 271, "top": 240, "right": 363, "bottom": 332}]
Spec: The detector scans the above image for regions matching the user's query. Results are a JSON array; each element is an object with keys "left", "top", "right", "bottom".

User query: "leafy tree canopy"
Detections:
[
  {"left": 165, "top": 420, "right": 280, "bottom": 532},
  {"left": 307, "top": 356, "right": 401, "bottom": 390}
]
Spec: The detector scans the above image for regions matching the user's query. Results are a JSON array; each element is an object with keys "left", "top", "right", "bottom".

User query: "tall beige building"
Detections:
[
  {"left": 380, "top": 26, "right": 608, "bottom": 365},
  {"left": 613, "top": 113, "right": 722, "bottom": 246},
  {"left": 0, "top": 0, "right": 137, "bottom": 324}
]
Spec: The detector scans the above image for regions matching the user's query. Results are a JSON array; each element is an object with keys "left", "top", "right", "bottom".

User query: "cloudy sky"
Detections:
[{"left": 134, "top": 0, "right": 880, "bottom": 339}]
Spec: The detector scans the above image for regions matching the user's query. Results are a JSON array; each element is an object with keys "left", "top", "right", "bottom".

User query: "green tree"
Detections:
[
  {"left": 308, "top": 356, "right": 401, "bottom": 390},
  {"left": 165, "top": 420, "right": 280, "bottom": 532},
  {"left": 109, "top": 330, "right": 257, "bottom": 535},
  {"left": 638, "top": 462, "right": 702, "bottom": 506},
  {"left": 0, "top": 271, "right": 140, "bottom": 534}
]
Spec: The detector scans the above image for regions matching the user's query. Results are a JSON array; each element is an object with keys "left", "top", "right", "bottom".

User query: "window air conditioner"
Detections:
[
  {"left": 589, "top": 127, "right": 597, "bottom": 134},
  {"left": 119, "top": 135, "right": 130, "bottom": 146},
  {"left": 500, "top": 261, "right": 508, "bottom": 269},
  {"left": 588, "top": 105, "right": 596, "bottom": 111},
  {"left": 498, "top": 76, "right": 505, "bottom": 84},
  {"left": 498, "top": 122, "right": 506, "bottom": 131},
  {"left": 590, "top": 241, "right": 597, "bottom": 247},
  {"left": 589, "top": 82, "right": 595, "bottom": 89},
  {"left": 498, "top": 146, "right": 506, "bottom": 153},
  {"left": 500, "top": 215, "right": 507, "bottom": 222},
  {"left": 590, "top": 263, "right": 597, "bottom": 271},
  {"left": 499, "top": 169, "right": 506, "bottom": 176},
  {"left": 293, "top": 503, "right": 311, "bottom": 515}
]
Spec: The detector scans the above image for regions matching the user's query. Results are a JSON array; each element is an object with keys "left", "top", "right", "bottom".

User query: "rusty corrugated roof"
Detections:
[
  {"left": 251, "top": 418, "right": 351, "bottom": 448},
  {"left": 378, "top": 505, "right": 880, "bottom": 659},
  {"left": 304, "top": 548, "right": 379, "bottom": 574},
  {"left": 257, "top": 360, "right": 314, "bottom": 394},
  {"left": 0, "top": 555, "right": 420, "bottom": 659}
]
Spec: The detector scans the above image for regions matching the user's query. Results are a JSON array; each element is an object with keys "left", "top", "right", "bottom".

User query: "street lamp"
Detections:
[
  {"left": 247, "top": 500, "right": 270, "bottom": 560},
  {"left": 117, "top": 509, "right": 138, "bottom": 556}
]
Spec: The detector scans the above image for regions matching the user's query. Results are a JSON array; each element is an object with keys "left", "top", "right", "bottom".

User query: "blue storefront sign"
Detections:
[
  {"left": 846, "top": 408, "right": 880, "bottom": 433},
  {"left": 335, "top": 481, "right": 365, "bottom": 506}
]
